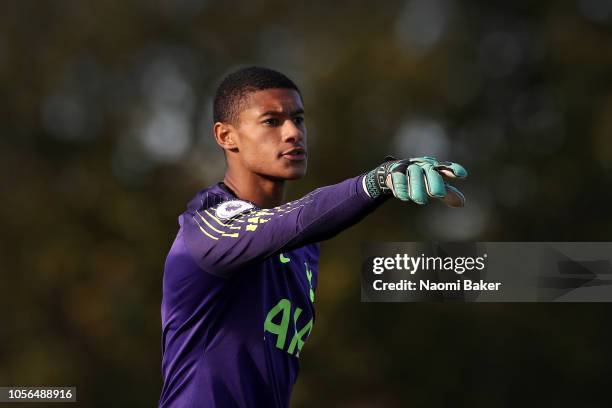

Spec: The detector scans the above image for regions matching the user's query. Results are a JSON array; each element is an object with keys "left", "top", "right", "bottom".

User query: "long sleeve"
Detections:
[{"left": 181, "top": 174, "right": 388, "bottom": 276}]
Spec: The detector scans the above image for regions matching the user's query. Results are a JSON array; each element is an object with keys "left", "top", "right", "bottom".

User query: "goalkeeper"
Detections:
[{"left": 159, "top": 67, "right": 467, "bottom": 407}]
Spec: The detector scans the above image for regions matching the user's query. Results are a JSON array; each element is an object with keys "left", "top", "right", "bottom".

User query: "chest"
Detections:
[
  {"left": 260, "top": 247, "right": 318, "bottom": 357},
  {"left": 263, "top": 247, "right": 317, "bottom": 299}
]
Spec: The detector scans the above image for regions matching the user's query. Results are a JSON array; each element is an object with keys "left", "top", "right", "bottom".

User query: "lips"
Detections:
[{"left": 281, "top": 147, "right": 307, "bottom": 161}]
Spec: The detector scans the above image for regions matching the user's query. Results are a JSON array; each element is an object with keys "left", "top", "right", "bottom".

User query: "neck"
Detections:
[{"left": 223, "top": 166, "right": 286, "bottom": 208}]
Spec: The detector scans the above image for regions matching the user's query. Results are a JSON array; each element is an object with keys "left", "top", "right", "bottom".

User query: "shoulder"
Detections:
[
  {"left": 185, "top": 183, "right": 232, "bottom": 212},
  {"left": 186, "top": 183, "right": 257, "bottom": 214},
  {"left": 178, "top": 183, "right": 261, "bottom": 245}
]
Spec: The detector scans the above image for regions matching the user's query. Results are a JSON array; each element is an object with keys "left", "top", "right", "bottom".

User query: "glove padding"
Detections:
[{"left": 366, "top": 156, "right": 468, "bottom": 207}]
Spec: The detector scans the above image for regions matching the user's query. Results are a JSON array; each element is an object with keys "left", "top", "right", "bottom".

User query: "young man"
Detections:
[{"left": 159, "top": 67, "right": 467, "bottom": 407}]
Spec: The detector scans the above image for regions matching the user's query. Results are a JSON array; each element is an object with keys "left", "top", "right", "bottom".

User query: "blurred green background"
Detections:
[{"left": 2, "top": 0, "right": 612, "bottom": 406}]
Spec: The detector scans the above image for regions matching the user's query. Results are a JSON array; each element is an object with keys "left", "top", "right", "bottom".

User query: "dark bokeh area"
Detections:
[{"left": 2, "top": 0, "right": 612, "bottom": 406}]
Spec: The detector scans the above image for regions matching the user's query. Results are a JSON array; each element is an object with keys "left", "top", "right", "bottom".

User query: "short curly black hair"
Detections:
[{"left": 213, "top": 66, "right": 302, "bottom": 124}]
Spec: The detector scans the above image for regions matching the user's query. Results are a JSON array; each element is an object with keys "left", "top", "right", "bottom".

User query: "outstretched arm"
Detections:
[{"left": 182, "top": 157, "right": 467, "bottom": 276}]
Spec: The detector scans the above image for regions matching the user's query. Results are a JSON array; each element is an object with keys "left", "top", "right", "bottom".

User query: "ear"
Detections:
[{"left": 213, "top": 122, "right": 239, "bottom": 152}]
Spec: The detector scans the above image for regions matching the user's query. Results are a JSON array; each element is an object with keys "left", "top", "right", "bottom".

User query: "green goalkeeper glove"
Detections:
[{"left": 364, "top": 156, "right": 468, "bottom": 207}]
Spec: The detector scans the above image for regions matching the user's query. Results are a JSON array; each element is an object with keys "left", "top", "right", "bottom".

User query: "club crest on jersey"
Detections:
[{"left": 215, "top": 200, "right": 254, "bottom": 220}]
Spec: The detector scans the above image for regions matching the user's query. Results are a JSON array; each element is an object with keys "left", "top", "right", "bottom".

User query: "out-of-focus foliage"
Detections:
[{"left": 2, "top": 0, "right": 612, "bottom": 406}]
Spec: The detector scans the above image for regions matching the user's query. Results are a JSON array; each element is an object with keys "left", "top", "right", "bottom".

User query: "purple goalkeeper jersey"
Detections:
[{"left": 159, "top": 175, "right": 385, "bottom": 407}]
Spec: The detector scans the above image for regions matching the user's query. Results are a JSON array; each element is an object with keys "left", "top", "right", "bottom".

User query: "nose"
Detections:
[{"left": 281, "top": 119, "right": 304, "bottom": 144}]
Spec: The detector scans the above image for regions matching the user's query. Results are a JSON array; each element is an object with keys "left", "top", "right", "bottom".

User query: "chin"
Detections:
[
  {"left": 259, "top": 168, "right": 306, "bottom": 182},
  {"left": 285, "top": 171, "right": 306, "bottom": 180},
  {"left": 271, "top": 165, "right": 307, "bottom": 181},
  {"left": 285, "top": 163, "right": 307, "bottom": 180}
]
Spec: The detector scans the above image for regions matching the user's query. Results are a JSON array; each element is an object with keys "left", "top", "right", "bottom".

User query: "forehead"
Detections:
[{"left": 240, "top": 88, "right": 303, "bottom": 116}]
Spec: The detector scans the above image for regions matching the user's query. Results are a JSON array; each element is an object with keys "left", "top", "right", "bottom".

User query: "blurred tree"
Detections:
[{"left": 1, "top": 0, "right": 612, "bottom": 406}]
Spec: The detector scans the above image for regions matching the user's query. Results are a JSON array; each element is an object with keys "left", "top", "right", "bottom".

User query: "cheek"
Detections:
[{"left": 239, "top": 134, "right": 279, "bottom": 167}]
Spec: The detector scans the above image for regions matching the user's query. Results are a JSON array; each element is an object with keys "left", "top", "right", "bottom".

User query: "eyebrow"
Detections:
[{"left": 258, "top": 108, "right": 304, "bottom": 118}]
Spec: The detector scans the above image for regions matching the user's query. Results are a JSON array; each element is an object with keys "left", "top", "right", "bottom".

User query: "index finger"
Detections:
[{"left": 435, "top": 162, "right": 468, "bottom": 179}]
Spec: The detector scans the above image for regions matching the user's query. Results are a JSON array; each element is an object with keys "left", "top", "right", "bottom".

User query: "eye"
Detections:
[
  {"left": 293, "top": 116, "right": 304, "bottom": 125},
  {"left": 263, "top": 118, "right": 280, "bottom": 126}
]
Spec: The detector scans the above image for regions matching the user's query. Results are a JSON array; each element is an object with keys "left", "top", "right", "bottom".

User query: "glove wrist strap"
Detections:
[
  {"left": 365, "top": 169, "right": 382, "bottom": 198},
  {"left": 365, "top": 161, "right": 395, "bottom": 198}
]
